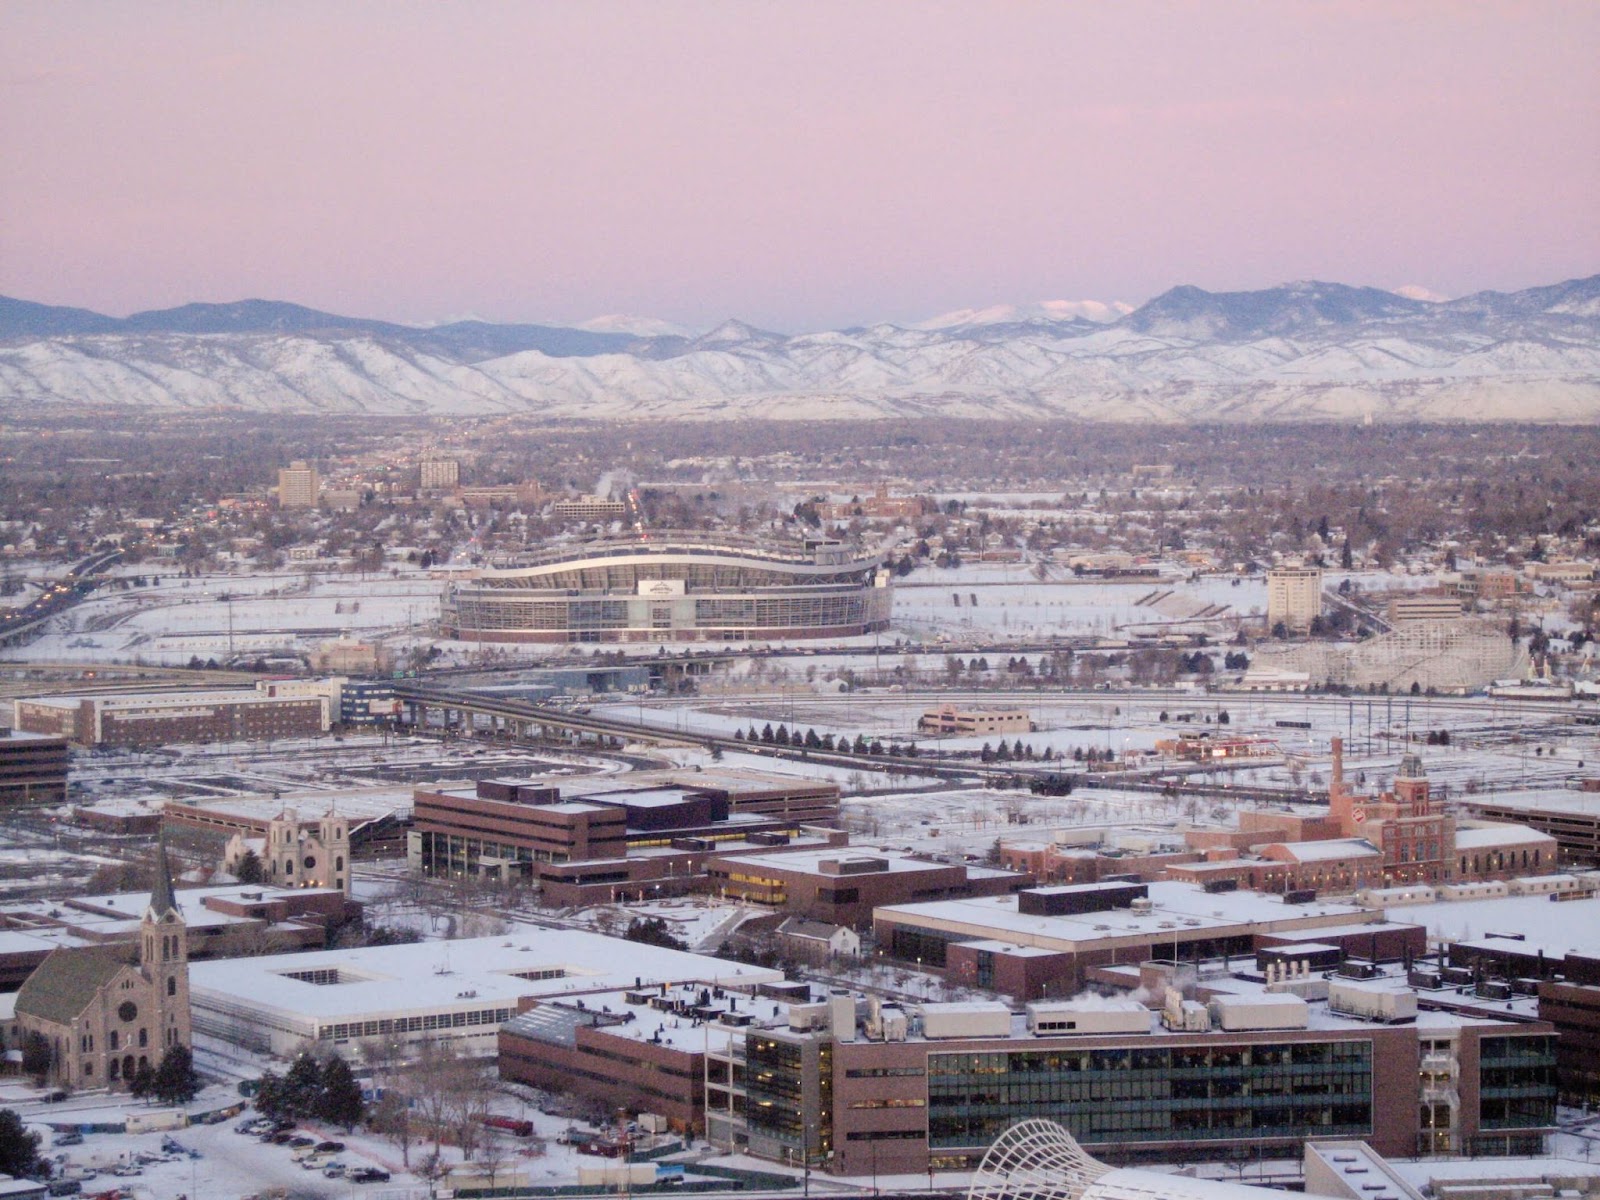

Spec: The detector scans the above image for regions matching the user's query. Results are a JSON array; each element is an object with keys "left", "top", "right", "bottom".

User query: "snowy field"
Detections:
[
  {"left": 5, "top": 564, "right": 445, "bottom": 666},
  {"left": 893, "top": 570, "right": 1266, "bottom": 642}
]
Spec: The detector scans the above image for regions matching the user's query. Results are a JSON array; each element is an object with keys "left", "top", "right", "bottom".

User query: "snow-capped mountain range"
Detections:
[{"left": 2, "top": 275, "right": 1597, "bottom": 422}]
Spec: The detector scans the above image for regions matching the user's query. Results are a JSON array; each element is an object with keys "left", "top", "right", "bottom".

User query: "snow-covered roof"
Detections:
[
  {"left": 164, "top": 784, "right": 413, "bottom": 824},
  {"left": 1412, "top": 892, "right": 1600, "bottom": 959},
  {"left": 713, "top": 847, "right": 954, "bottom": 876},
  {"left": 1454, "top": 824, "right": 1557, "bottom": 848},
  {"left": 1468, "top": 787, "right": 1600, "bottom": 819},
  {"left": 1271, "top": 837, "right": 1379, "bottom": 862},
  {"left": 190, "top": 930, "right": 784, "bottom": 1026},
  {"left": 877, "top": 881, "right": 1374, "bottom": 950}
]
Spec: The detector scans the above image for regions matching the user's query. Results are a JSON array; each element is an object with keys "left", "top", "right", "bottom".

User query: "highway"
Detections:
[{"left": 0, "top": 549, "right": 124, "bottom": 647}]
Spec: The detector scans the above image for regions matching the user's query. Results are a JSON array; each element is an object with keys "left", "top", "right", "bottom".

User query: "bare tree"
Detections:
[{"left": 369, "top": 1089, "right": 413, "bottom": 1167}]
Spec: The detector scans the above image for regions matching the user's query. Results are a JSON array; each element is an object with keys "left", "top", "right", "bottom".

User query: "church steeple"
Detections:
[{"left": 145, "top": 836, "right": 182, "bottom": 925}]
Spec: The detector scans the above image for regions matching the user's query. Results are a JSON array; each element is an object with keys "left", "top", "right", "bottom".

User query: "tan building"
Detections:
[
  {"left": 552, "top": 496, "right": 627, "bottom": 521},
  {"left": 311, "top": 636, "right": 389, "bottom": 674},
  {"left": 222, "top": 811, "right": 352, "bottom": 896},
  {"left": 14, "top": 684, "right": 331, "bottom": 748},
  {"left": 1267, "top": 564, "right": 1323, "bottom": 631},
  {"left": 14, "top": 844, "right": 191, "bottom": 1090},
  {"left": 918, "top": 705, "right": 1035, "bottom": 735},
  {"left": 817, "top": 483, "right": 928, "bottom": 522},
  {"left": 277, "top": 460, "right": 320, "bottom": 508},
  {"left": 1388, "top": 593, "right": 1466, "bottom": 623},
  {"left": 420, "top": 458, "right": 460, "bottom": 491}
]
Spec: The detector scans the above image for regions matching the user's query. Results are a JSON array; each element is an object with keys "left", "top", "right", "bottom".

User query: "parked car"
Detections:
[
  {"left": 53, "top": 1133, "right": 83, "bottom": 1147},
  {"left": 322, "top": 1163, "right": 347, "bottom": 1178},
  {"left": 47, "top": 1183, "right": 82, "bottom": 1197},
  {"left": 287, "top": 1136, "right": 315, "bottom": 1148},
  {"left": 314, "top": 1141, "right": 345, "bottom": 1153},
  {"left": 349, "top": 1167, "right": 391, "bottom": 1184}
]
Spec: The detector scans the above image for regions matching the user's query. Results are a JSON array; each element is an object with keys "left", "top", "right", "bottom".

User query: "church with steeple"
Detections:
[{"left": 14, "top": 841, "right": 192, "bottom": 1090}]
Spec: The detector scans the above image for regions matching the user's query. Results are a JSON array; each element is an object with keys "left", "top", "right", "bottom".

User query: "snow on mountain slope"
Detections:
[{"left": 2, "top": 274, "right": 1597, "bottom": 421}]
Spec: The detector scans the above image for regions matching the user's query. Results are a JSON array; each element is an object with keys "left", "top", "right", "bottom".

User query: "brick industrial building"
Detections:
[
  {"left": 14, "top": 682, "right": 331, "bottom": 748},
  {"left": 872, "top": 880, "right": 1423, "bottom": 1000}
]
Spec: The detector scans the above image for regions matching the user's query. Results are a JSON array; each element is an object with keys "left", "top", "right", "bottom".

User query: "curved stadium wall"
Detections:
[{"left": 442, "top": 537, "right": 893, "bottom": 644}]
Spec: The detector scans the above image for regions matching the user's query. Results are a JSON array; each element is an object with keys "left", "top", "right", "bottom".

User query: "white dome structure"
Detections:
[{"left": 967, "top": 1120, "right": 1290, "bottom": 1200}]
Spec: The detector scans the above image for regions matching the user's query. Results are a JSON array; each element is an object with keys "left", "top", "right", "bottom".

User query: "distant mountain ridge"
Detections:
[{"left": 2, "top": 274, "right": 1597, "bottom": 422}]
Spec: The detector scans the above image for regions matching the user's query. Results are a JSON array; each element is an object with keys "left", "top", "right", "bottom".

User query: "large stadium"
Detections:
[{"left": 441, "top": 535, "right": 893, "bottom": 643}]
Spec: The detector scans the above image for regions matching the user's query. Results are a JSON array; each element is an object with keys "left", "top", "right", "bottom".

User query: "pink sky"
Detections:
[{"left": 3, "top": 2, "right": 1597, "bottom": 331}]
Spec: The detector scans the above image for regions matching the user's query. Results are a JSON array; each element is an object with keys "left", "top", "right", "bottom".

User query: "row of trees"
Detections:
[
  {"left": 255, "top": 1052, "right": 366, "bottom": 1130},
  {"left": 735, "top": 724, "right": 908, "bottom": 756}
]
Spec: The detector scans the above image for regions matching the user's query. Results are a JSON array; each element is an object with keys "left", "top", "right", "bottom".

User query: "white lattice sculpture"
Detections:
[{"left": 967, "top": 1120, "right": 1114, "bottom": 1200}]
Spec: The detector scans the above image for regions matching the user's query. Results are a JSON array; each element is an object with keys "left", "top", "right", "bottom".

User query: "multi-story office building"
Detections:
[
  {"left": 14, "top": 683, "right": 330, "bottom": 748},
  {"left": 497, "top": 967, "right": 1556, "bottom": 1168},
  {"left": 277, "top": 460, "right": 320, "bottom": 508},
  {"left": 552, "top": 496, "right": 628, "bottom": 521},
  {"left": 0, "top": 730, "right": 69, "bottom": 806},
  {"left": 705, "top": 848, "right": 1024, "bottom": 929},
  {"left": 1388, "top": 593, "right": 1467, "bottom": 623},
  {"left": 420, "top": 458, "right": 460, "bottom": 491},
  {"left": 1267, "top": 564, "right": 1323, "bottom": 632},
  {"left": 409, "top": 768, "right": 843, "bottom": 892}
]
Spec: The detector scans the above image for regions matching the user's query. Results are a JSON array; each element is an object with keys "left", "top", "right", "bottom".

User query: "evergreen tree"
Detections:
[
  {"left": 773, "top": 724, "right": 790, "bottom": 746},
  {"left": 0, "top": 1109, "right": 40, "bottom": 1179},
  {"left": 130, "top": 1059, "right": 156, "bottom": 1103},
  {"left": 20, "top": 1032, "right": 51, "bottom": 1082},
  {"left": 284, "top": 1052, "right": 323, "bottom": 1118},
  {"left": 624, "top": 916, "right": 687, "bottom": 950},
  {"left": 760, "top": 723, "right": 775, "bottom": 743},
  {"left": 852, "top": 734, "right": 868, "bottom": 754},
  {"left": 317, "top": 1055, "right": 367, "bottom": 1131},
  {"left": 803, "top": 728, "right": 822, "bottom": 750},
  {"left": 152, "top": 1044, "right": 199, "bottom": 1105},
  {"left": 235, "top": 848, "right": 264, "bottom": 885},
  {"left": 253, "top": 1070, "right": 288, "bottom": 1121}
]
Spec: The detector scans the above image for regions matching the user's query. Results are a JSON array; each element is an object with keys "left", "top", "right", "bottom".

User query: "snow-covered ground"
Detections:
[{"left": 5, "top": 565, "right": 445, "bottom": 666}]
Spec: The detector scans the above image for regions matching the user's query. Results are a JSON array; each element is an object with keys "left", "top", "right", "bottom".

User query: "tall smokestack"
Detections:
[{"left": 1330, "top": 737, "right": 1344, "bottom": 798}]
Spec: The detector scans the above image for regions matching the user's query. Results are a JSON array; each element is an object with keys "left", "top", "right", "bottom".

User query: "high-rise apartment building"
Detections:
[
  {"left": 420, "top": 458, "right": 460, "bottom": 491},
  {"left": 1267, "top": 564, "right": 1323, "bottom": 631},
  {"left": 277, "top": 460, "right": 320, "bottom": 508}
]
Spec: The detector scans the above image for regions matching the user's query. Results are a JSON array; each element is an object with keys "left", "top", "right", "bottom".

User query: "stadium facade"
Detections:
[{"left": 441, "top": 536, "right": 893, "bottom": 643}]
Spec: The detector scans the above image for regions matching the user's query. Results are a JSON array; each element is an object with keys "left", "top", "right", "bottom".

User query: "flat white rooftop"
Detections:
[
  {"left": 1467, "top": 787, "right": 1600, "bottom": 820},
  {"left": 1454, "top": 824, "right": 1557, "bottom": 848},
  {"left": 877, "top": 881, "right": 1375, "bottom": 950},
  {"left": 190, "top": 930, "right": 784, "bottom": 1025},
  {"left": 1415, "top": 891, "right": 1600, "bottom": 958},
  {"left": 714, "top": 848, "right": 952, "bottom": 876}
]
